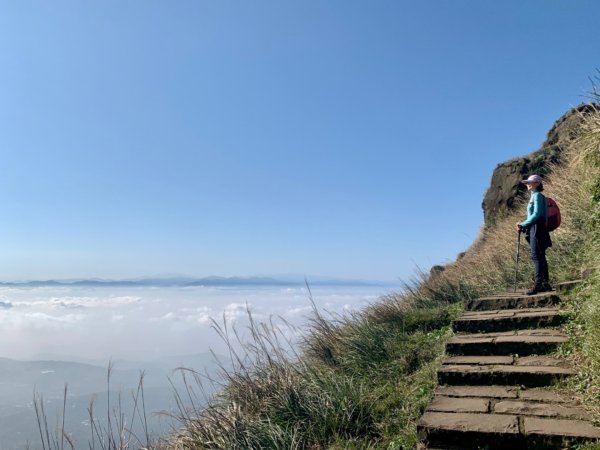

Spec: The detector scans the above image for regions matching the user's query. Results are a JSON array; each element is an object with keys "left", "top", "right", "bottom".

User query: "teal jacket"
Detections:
[{"left": 520, "top": 191, "right": 547, "bottom": 228}]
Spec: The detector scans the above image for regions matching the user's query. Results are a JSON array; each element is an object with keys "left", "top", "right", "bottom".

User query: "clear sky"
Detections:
[{"left": 0, "top": 1, "right": 599, "bottom": 281}]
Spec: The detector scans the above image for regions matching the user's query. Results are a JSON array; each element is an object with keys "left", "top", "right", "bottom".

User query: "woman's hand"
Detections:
[{"left": 515, "top": 222, "right": 522, "bottom": 232}]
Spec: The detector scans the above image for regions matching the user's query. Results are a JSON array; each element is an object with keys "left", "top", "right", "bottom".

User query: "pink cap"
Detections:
[{"left": 521, "top": 174, "right": 543, "bottom": 184}]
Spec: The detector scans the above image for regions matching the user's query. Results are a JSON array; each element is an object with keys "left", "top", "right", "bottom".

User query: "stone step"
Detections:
[
  {"left": 434, "top": 385, "right": 520, "bottom": 400},
  {"left": 418, "top": 411, "right": 521, "bottom": 449},
  {"left": 556, "top": 279, "right": 584, "bottom": 293},
  {"left": 433, "top": 385, "right": 579, "bottom": 404},
  {"left": 427, "top": 396, "right": 591, "bottom": 421},
  {"left": 465, "top": 292, "right": 560, "bottom": 311},
  {"left": 523, "top": 417, "right": 600, "bottom": 448},
  {"left": 418, "top": 411, "right": 600, "bottom": 449},
  {"left": 453, "top": 307, "right": 566, "bottom": 333},
  {"left": 438, "top": 356, "right": 574, "bottom": 387},
  {"left": 446, "top": 329, "right": 567, "bottom": 356},
  {"left": 419, "top": 284, "right": 593, "bottom": 449},
  {"left": 419, "top": 384, "right": 598, "bottom": 450}
]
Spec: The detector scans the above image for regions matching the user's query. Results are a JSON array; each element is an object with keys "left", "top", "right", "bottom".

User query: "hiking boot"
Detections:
[
  {"left": 541, "top": 282, "right": 553, "bottom": 292},
  {"left": 526, "top": 285, "right": 543, "bottom": 295}
]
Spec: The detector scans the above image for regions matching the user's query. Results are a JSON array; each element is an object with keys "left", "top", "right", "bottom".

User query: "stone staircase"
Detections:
[{"left": 417, "top": 289, "right": 600, "bottom": 449}]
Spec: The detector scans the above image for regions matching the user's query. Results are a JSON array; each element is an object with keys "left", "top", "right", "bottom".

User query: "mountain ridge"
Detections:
[{"left": 0, "top": 275, "right": 395, "bottom": 288}]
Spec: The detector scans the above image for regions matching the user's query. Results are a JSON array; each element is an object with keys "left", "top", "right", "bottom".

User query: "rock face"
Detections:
[{"left": 482, "top": 104, "right": 597, "bottom": 227}]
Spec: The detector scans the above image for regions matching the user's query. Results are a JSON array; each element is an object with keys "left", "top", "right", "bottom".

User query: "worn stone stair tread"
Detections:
[
  {"left": 519, "top": 388, "right": 577, "bottom": 403},
  {"left": 446, "top": 329, "right": 567, "bottom": 356},
  {"left": 523, "top": 416, "right": 600, "bottom": 439},
  {"left": 493, "top": 400, "right": 591, "bottom": 420},
  {"left": 443, "top": 356, "right": 514, "bottom": 365},
  {"left": 427, "top": 396, "right": 591, "bottom": 421},
  {"left": 427, "top": 396, "right": 490, "bottom": 413},
  {"left": 442, "top": 355, "right": 570, "bottom": 367},
  {"left": 460, "top": 307, "right": 562, "bottom": 318},
  {"left": 454, "top": 307, "right": 566, "bottom": 332},
  {"left": 451, "top": 328, "right": 567, "bottom": 339},
  {"left": 434, "top": 385, "right": 518, "bottom": 399},
  {"left": 556, "top": 280, "right": 584, "bottom": 293},
  {"left": 419, "top": 412, "right": 600, "bottom": 448},
  {"left": 466, "top": 292, "right": 560, "bottom": 311},
  {"left": 438, "top": 363, "right": 574, "bottom": 387},
  {"left": 418, "top": 411, "right": 519, "bottom": 434},
  {"left": 433, "top": 386, "right": 579, "bottom": 404},
  {"left": 448, "top": 329, "right": 568, "bottom": 342},
  {"left": 439, "top": 364, "right": 574, "bottom": 376},
  {"left": 514, "top": 356, "right": 570, "bottom": 367}
]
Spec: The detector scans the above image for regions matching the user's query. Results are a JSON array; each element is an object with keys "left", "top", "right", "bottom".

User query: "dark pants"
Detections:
[{"left": 530, "top": 236, "right": 549, "bottom": 286}]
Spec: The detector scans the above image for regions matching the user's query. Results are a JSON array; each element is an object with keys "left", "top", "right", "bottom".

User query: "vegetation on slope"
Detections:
[
  {"left": 161, "top": 105, "right": 600, "bottom": 450},
  {"left": 557, "top": 104, "right": 600, "bottom": 450}
]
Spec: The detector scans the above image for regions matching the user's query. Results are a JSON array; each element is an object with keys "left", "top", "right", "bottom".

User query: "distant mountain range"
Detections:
[{"left": 0, "top": 275, "right": 396, "bottom": 288}]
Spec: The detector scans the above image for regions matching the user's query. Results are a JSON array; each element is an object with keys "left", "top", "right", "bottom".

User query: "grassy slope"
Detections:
[
  {"left": 163, "top": 106, "right": 600, "bottom": 450},
  {"left": 557, "top": 108, "right": 600, "bottom": 450}
]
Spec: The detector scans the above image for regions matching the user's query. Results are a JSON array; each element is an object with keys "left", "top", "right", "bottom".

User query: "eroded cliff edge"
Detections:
[{"left": 482, "top": 104, "right": 597, "bottom": 227}]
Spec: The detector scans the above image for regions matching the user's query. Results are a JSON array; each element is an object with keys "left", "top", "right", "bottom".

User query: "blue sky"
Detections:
[{"left": 0, "top": 1, "right": 598, "bottom": 281}]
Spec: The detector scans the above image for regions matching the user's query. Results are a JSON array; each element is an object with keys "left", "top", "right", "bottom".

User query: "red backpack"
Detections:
[{"left": 546, "top": 197, "right": 561, "bottom": 232}]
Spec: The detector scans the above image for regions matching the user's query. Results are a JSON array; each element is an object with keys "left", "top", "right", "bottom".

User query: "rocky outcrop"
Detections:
[{"left": 482, "top": 104, "right": 597, "bottom": 227}]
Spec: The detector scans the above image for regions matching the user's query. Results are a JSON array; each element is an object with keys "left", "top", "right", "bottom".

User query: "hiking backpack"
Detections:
[{"left": 546, "top": 197, "right": 561, "bottom": 232}]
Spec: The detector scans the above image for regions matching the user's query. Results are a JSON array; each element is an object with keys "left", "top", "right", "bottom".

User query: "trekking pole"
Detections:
[{"left": 514, "top": 229, "right": 521, "bottom": 293}]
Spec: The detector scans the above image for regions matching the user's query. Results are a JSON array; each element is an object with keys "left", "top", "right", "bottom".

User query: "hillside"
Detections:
[
  {"left": 32, "top": 105, "right": 600, "bottom": 449},
  {"left": 152, "top": 104, "right": 600, "bottom": 449}
]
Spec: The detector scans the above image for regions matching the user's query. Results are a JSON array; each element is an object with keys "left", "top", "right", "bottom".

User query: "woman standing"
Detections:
[{"left": 516, "top": 174, "right": 552, "bottom": 295}]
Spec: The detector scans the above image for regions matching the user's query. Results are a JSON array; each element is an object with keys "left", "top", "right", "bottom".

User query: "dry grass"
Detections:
[{"left": 33, "top": 364, "right": 156, "bottom": 450}]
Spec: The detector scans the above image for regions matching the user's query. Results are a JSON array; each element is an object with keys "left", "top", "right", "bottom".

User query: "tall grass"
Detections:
[{"left": 33, "top": 364, "right": 156, "bottom": 450}]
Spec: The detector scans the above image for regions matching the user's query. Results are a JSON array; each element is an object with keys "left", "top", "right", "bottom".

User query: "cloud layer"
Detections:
[{"left": 0, "top": 285, "right": 385, "bottom": 362}]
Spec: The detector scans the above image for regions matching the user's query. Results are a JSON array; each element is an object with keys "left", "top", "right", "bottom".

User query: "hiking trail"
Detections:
[{"left": 417, "top": 283, "right": 600, "bottom": 449}]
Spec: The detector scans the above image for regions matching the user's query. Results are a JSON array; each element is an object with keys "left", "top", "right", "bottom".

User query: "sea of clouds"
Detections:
[{"left": 0, "top": 284, "right": 390, "bottom": 364}]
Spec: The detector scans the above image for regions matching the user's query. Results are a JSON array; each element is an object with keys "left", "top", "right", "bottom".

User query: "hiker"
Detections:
[{"left": 515, "top": 174, "right": 552, "bottom": 295}]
